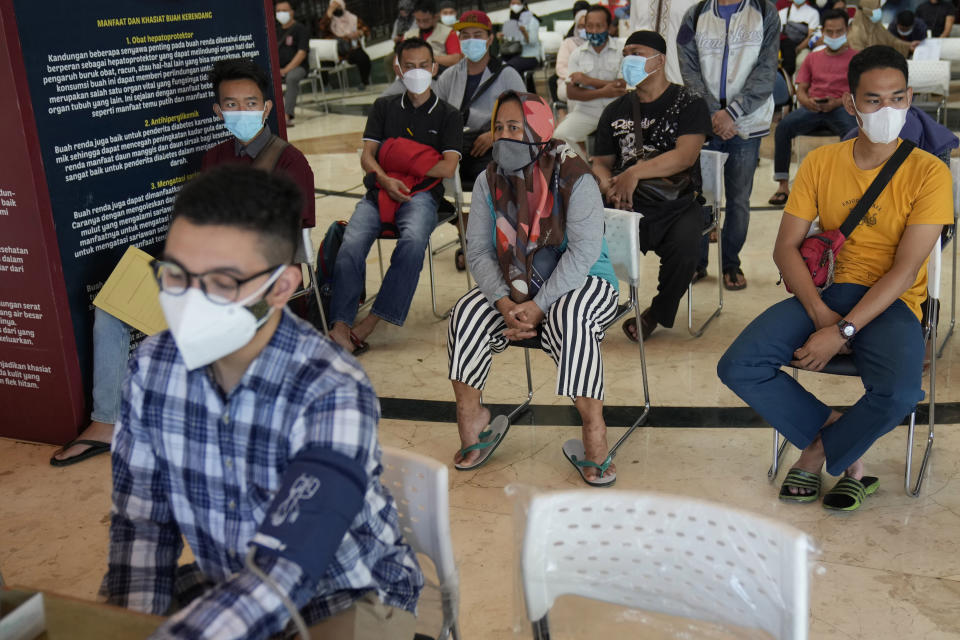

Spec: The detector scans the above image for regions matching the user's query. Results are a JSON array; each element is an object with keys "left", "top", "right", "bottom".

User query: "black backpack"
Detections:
[{"left": 307, "top": 220, "right": 365, "bottom": 332}]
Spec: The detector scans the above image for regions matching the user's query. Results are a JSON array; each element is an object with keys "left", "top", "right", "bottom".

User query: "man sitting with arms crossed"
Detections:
[
  {"left": 328, "top": 38, "right": 462, "bottom": 354},
  {"left": 718, "top": 46, "right": 951, "bottom": 512},
  {"left": 50, "top": 58, "right": 315, "bottom": 467},
  {"left": 102, "top": 165, "right": 423, "bottom": 639},
  {"left": 769, "top": 10, "right": 858, "bottom": 207},
  {"left": 592, "top": 30, "right": 712, "bottom": 342},
  {"left": 553, "top": 4, "right": 627, "bottom": 158}
]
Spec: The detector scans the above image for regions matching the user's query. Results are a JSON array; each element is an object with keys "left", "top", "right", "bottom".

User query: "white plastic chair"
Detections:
[
  {"left": 495, "top": 208, "right": 651, "bottom": 456},
  {"left": 687, "top": 149, "right": 728, "bottom": 337},
  {"left": 768, "top": 239, "right": 941, "bottom": 497},
  {"left": 288, "top": 228, "right": 329, "bottom": 335},
  {"left": 381, "top": 447, "right": 460, "bottom": 640},
  {"left": 309, "top": 38, "right": 362, "bottom": 107},
  {"left": 520, "top": 490, "right": 812, "bottom": 639},
  {"left": 907, "top": 59, "right": 950, "bottom": 123}
]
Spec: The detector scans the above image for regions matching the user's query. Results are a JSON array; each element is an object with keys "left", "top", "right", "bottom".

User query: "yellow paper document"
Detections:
[{"left": 93, "top": 246, "right": 168, "bottom": 335}]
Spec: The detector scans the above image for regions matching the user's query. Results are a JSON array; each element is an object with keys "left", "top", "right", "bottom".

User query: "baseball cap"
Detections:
[{"left": 454, "top": 10, "right": 492, "bottom": 31}]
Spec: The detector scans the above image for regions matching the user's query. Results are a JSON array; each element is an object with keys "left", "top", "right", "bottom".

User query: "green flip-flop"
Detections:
[
  {"left": 779, "top": 468, "right": 822, "bottom": 503},
  {"left": 823, "top": 475, "right": 879, "bottom": 511},
  {"left": 454, "top": 415, "right": 510, "bottom": 471}
]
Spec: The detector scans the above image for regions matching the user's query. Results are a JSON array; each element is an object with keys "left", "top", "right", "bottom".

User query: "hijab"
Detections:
[
  {"left": 486, "top": 92, "right": 594, "bottom": 302},
  {"left": 329, "top": 0, "right": 358, "bottom": 38},
  {"left": 847, "top": 0, "right": 911, "bottom": 56}
]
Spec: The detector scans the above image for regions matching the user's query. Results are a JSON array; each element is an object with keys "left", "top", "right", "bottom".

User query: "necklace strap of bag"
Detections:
[{"left": 839, "top": 139, "right": 915, "bottom": 238}]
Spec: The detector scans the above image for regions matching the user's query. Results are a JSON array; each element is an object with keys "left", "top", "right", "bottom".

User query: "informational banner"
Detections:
[{"left": 0, "top": 0, "right": 282, "bottom": 442}]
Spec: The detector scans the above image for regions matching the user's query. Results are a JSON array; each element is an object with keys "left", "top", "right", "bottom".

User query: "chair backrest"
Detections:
[
  {"left": 699, "top": 149, "right": 728, "bottom": 211},
  {"left": 928, "top": 237, "right": 941, "bottom": 298},
  {"left": 950, "top": 158, "right": 960, "bottom": 221},
  {"left": 521, "top": 490, "right": 811, "bottom": 640},
  {"left": 310, "top": 38, "right": 340, "bottom": 65},
  {"left": 552, "top": 19, "right": 574, "bottom": 35},
  {"left": 907, "top": 59, "right": 950, "bottom": 95},
  {"left": 603, "top": 207, "right": 641, "bottom": 286},
  {"left": 541, "top": 31, "right": 563, "bottom": 55},
  {"left": 380, "top": 447, "right": 458, "bottom": 589}
]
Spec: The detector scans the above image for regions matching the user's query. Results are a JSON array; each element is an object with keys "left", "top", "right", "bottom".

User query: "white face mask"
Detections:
[
  {"left": 400, "top": 67, "right": 433, "bottom": 94},
  {"left": 276, "top": 11, "right": 291, "bottom": 23},
  {"left": 159, "top": 267, "right": 285, "bottom": 370},
  {"left": 853, "top": 102, "right": 908, "bottom": 144},
  {"left": 440, "top": 13, "right": 457, "bottom": 25},
  {"left": 510, "top": 3, "right": 523, "bottom": 12}
]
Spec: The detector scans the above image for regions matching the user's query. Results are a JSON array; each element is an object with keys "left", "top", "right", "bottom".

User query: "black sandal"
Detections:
[
  {"left": 454, "top": 248, "right": 466, "bottom": 272},
  {"left": 723, "top": 268, "right": 747, "bottom": 291},
  {"left": 768, "top": 191, "right": 789, "bottom": 206}
]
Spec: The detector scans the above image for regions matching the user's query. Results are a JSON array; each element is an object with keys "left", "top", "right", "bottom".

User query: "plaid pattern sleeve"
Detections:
[
  {"left": 104, "top": 355, "right": 183, "bottom": 614},
  {"left": 105, "top": 311, "right": 422, "bottom": 639}
]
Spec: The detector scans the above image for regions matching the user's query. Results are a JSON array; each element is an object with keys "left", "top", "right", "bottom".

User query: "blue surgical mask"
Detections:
[
  {"left": 870, "top": 7, "right": 882, "bottom": 22},
  {"left": 586, "top": 30, "right": 609, "bottom": 47},
  {"left": 823, "top": 33, "right": 847, "bottom": 49},
  {"left": 461, "top": 37, "right": 488, "bottom": 62},
  {"left": 792, "top": 0, "right": 805, "bottom": 5},
  {"left": 222, "top": 110, "right": 265, "bottom": 142},
  {"left": 621, "top": 55, "right": 659, "bottom": 87},
  {"left": 576, "top": 28, "right": 587, "bottom": 39}
]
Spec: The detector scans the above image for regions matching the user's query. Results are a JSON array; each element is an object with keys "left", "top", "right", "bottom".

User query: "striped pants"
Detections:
[{"left": 447, "top": 277, "right": 619, "bottom": 400}]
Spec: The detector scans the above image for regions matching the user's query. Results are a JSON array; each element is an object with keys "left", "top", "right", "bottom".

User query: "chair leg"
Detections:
[
  {"left": 609, "top": 286, "right": 650, "bottom": 458},
  {"left": 506, "top": 348, "right": 535, "bottom": 423},
  {"left": 688, "top": 205, "right": 724, "bottom": 337},
  {"left": 936, "top": 231, "right": 956, "bottom": 358},
  {"left": 531, "top": 616, "right": 551, "bottom": 640},
  {"left": 456, "top": 194, "right": 472, "bottom": 290},
  {"left": 308, "top": 263, "right": 329, "bottom": 337},
  {"left": 428, "top": 235, "right": 453, "bottom": 319},
  {"left": 768, "top": 429, "right": 789, "bottom": 482},
  {"left": 907, "top": 311, "right": 937, "bottom": 497}
]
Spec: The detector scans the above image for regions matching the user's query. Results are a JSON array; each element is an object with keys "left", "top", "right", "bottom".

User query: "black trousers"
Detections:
[
  {"left": 345, "top": 46, "right": 371, "bottom": 84},
  {"left": 645, "top": 202, "right": 702, "bottom": 328}
]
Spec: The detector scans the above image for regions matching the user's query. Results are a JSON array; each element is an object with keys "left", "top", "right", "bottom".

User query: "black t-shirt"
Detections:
[
  {"left": 278, "top": 22, "right": 310, "bottom": 70},
  {"left": 463, "top": 72, "right": 484, "bottom": 108},
  {"left": 362, "top": 91, "right": 464, "bottom": 201},
  {"left": 595, "top": 84, "right": 712, "bottom": 190},
  {"left": 916, "top": 0, "right": 956, "bottom": 36}
]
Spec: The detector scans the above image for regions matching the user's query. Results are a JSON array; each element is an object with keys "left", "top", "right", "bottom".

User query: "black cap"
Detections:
[{"left": 625, "top": 30, "right": 667, "bottom": 54}]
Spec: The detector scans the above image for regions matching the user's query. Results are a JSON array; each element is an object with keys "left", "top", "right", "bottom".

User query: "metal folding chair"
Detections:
[
  {"left": 938, "top": 158, "right": 959, "bottom": 358},
  {"left": 289, "top": 228, "right": 328, "bottom": 335},
  {"left": 381, "top": 447, "right": 460, "bottom": 640},
  {"left": 687, "top": 149, "right": 727, "bottom": 337},
  {"left": 520, "top": 490, "right": 812, "bottom": 639},
  {"left": 768, "top": 239, "right": 942, "bottom": 497},
  {"left": 494, "top": 208, "right": 651, "bottom": 459}
]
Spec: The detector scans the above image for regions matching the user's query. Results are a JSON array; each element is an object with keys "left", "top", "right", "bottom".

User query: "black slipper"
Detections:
[
  {"left": 49, "top": 439, "right": 111, "bottom": 467},
  {"left": 691, "top": 266, "right": 708, "bottom": 285},
  {"left": 723, "top": 268, "right": 747, "bottom": 291},
  {"left": 768, "top": 191, "right": 789, "bottom": 206},
  {"left": 454, "top": 248, "right": 466, "bottom": 272},
  {"left": 348, "top": 331, "right": 369, "bottom": 356}
]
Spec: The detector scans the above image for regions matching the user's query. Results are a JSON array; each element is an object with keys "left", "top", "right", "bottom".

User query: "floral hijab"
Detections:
[{"left": 485, "top": 92, "right": 593, "bottom": 302}]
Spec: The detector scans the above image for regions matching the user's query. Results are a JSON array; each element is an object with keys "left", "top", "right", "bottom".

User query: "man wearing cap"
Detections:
[
  {"left": 435, "top": 10, "right": 526, "bottom": 188},
  {"left": 678, "top": 0, "right": 779, "bottom": 291},
  {"left": 554, "top": 4, "right": 627, "bottom": 158},
  {"left": 592, "top": 31, "right": 712, "bottom": 341}
]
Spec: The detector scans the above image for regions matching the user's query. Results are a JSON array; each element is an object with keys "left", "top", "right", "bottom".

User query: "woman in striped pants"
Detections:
[{"left": 447, "top": 91, "right": 621, "bottom": 486}]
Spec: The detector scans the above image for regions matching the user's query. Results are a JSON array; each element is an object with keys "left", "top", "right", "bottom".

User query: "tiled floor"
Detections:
[{"left": 2, "top": 86, "right": 959, "bottom": 638}]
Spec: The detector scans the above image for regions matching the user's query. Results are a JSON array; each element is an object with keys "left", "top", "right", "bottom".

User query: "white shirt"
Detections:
[
  {"left": 566, "top": 37, "right": 624, "bottom": 116},
  {"left": 779, "top": 3, "right": 820, "bottom": 31}
]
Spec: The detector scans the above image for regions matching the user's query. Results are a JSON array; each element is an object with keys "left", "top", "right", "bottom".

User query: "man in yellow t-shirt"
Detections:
[{"left": 718, "top": 46, "right": 951, "bottom": 512}]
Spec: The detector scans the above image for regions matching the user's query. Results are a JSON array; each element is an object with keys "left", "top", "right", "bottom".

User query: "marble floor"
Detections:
[{"left": 2, "top": 87, "right": 959, "bottom": 638}]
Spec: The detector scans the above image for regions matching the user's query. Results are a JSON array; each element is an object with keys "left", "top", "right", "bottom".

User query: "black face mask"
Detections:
[{"left": 333, "top": 8, "right": 344, "bottom": 16}]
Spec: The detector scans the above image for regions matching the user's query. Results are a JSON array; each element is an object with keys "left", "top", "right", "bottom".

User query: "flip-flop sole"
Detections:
[
  {"left": 49, "top": 439, "right": 111, "bottom": 467},
  {"left": 454, "top": 415, "right": 511, "bottom": 471},
  {"left": 562, "top": 438, "right": 616, "bottom": 488}
]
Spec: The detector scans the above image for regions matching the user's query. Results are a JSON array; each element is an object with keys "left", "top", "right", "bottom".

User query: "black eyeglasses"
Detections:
[{"left": 150, "top": 259, "right": 282, "bottom": 305}]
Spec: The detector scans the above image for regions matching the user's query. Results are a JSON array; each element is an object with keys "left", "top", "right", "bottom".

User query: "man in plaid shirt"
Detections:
[{"left": 101, "top": 165, "right": 422, "bottom": 639}]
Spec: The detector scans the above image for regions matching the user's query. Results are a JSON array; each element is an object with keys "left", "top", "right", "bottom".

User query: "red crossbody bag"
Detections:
[{"left": 786, "top": 140, "right": 915, "bottom": 293}]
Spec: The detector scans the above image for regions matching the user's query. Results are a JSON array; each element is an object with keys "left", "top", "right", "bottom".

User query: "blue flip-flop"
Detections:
[{"left": 454, "top": 415, "right": 510, "bottom": 471}]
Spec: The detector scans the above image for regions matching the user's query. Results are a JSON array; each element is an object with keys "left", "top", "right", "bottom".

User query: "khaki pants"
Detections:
[{"left": 300, "top": 593, "right": 416, "bottom": 640}]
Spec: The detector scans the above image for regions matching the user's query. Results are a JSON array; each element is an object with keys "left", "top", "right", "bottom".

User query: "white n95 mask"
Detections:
[
  {"left": 854, "top": 103, "right": 907, "bottom": 144},
  {"left": 159, "top": 267, "right": 285, "bottom": 370},
  {"left": 400, "top": 67, "right": 433, "bottom": 94}
]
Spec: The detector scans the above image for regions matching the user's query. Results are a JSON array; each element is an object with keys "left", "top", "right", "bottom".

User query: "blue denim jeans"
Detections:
[
  {"left": 717, "top": 284, "right": 924, "bottom": 475},
  {"left": 91, "top": 308, "right": 132, "bottom": 424},
  {"left": 699, "top": 135, "right": 762, "bottom": 273},
  {"left": 330, "top": 192, "right": 438, "bottom": 326},
  {"left": 773, "top": 106, "right": 857, "bottom": 180}
]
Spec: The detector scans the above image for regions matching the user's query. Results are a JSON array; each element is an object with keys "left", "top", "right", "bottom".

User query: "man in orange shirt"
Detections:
[{"left": 718, "top": 46, "right": 952, "bottom": 511}]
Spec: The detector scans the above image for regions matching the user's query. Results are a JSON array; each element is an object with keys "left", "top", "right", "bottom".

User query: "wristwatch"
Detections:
[{"left": 837, "top": 319, "right": 857, "bottom": 340}]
